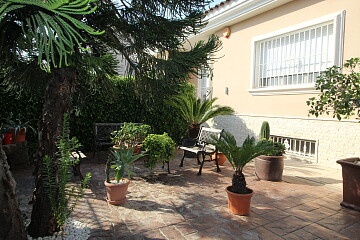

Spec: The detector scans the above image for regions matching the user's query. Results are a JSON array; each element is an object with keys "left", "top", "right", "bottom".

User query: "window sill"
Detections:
[{"left": 248, "top": 86, "right": 318, "bottom": 96}]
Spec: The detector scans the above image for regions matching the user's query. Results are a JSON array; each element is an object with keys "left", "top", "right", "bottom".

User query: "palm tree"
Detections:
[
  {"left": 211, "top": 131, "right": 274, "bottom": 194},
  {"left": 167, "top": 92, "right": 234, "bottom": 138}
]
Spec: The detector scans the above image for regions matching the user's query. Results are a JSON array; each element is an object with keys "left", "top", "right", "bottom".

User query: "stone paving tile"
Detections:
[
  {"left": 317, "top": 211, "right": 360, "bottom": 233},
  {"left": 251, "top": 203, "right": 277, "bottom": 215},
  {"left": 159, "top": 225, "right": 188, "bottom": 240},
  {"left": 264, "top": 215, "right": 311, "bottom": 236},
  {"left": 283, "top": 228, "right": 323, "bottom": 240},
  {"left": 339, "top": 222, "right": 360, "bottom": 240},
  {"left": 260, "top": 208, "right": 291, "bottom": 221},
  {"left": 185, "top": 226, "right": 237, "bottom": 240},
  {"left": 173, "top": 221, "right": 198, "bottom": 236},
  {"left": 302, "top": 223, "right": 351, "bottom": 240}
]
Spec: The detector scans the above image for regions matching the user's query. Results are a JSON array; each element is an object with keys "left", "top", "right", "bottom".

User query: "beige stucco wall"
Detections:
[
  {"left": 188, "top": 0, "right": 360, "bottom": 169},
  {"left": 209, "top": 0, "right": 360, "bottom": 118}
]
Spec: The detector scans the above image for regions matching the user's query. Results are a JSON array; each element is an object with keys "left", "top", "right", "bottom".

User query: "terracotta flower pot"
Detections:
[
  {"left": 212, "top": 152, "right": 227, "bottom": 165},
  {"left": 255, "top": 155, "right": 284, "bottom": 181},
  {"left": 3, "top": 133, "right": 13, "bottom": 145},
  {"left": 336, "top": 157, "right": 360, "bottom": 211},
  {"left": 104, "top": 178, "right": 130, "bottom": 205},
  {"left": 225, "top": 186, "right": 254, "bottom": 215},
  {"left": 14, "top": 128, "right": 26, "bottom": 142}
]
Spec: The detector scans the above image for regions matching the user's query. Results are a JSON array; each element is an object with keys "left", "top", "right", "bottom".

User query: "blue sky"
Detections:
[{"left": 209, "top": 0, "right": 224, "bottom": 7}]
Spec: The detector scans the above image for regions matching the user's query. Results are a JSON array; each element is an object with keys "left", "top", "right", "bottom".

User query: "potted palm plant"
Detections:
[
  {"left": 210, "top": 131, "right": 274, "bottom": 215},
  {"left": 166, "top": 92, "right": 234, "bottom": 138},
  {"left": 104, "top": 146, "right": 145, "bottom": 205},
  {"left": 255, "top": 121, "right": 286, "bottom": 181}
]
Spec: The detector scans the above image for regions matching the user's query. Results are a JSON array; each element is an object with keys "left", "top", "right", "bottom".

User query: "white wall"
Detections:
[{"left": 207, "top": 115, "right": 360, "bottom": 169}]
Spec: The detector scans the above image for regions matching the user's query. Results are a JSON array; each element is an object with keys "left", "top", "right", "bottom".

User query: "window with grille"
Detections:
[{"left": 251, "top": 12, "right": 345, "bottom": 94}]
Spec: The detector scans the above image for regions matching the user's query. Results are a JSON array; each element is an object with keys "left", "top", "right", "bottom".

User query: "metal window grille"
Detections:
[
  {"left": 255, "top": 22, "right": 335, "bottom": 88},
  {"left": 197, "top": 67, "right": 212, "bottom": 100},
  {"left": 270, "top": 135, "right": 317, "bottom": 159}
]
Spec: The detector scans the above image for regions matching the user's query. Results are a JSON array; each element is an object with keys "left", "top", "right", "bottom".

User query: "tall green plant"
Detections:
[
  {"left": 166, "top": 92, "right": 234, "bottom": 138},
  {"left": 42, "top": 114, "right": 91, "bottom": 230},
  {"left": 260, "top": 121, "right": 270, "bottom": 140}
]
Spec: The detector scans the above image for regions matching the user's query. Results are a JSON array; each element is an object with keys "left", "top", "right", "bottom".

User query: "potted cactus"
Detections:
[{"left": 255, "top": 121, "right": 286, "bottom": 181}]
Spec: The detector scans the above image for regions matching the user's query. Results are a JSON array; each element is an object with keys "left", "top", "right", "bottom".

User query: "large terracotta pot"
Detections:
[
  {"left": 104, "top": 178, "right": 130, "bottom": 205},
  {"left": 255, "top": 155, "right": 284, "bottom": 181},
  {"left": 336, "top": 157, "right": 360, "bottom": 212},
  {"left": 225, "top": 186, "right": 254, "bottom": 215}
]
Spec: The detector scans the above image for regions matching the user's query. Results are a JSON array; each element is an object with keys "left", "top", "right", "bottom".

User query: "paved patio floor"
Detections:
[{"left": 13, "top": 150, "right": 360, "bottom": 240}]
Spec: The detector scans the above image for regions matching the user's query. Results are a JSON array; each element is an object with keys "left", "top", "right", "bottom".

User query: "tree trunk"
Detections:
[
  {"left": 0, "top": 142, "right": 27, "bottom": 240},
  {"left": 27, "top": 67, "right": 76, "bottom": 237}
]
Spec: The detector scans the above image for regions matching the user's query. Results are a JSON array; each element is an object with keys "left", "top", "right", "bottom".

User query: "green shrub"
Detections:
[
  {"left": 0, "top": 76, "right": 191, "bottom": 152},
  {"left": 143, "top": 133, "right": 176, "bottom": 169}
]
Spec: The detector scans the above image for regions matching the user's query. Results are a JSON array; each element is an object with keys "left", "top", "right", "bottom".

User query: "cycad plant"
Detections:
[
  {"left": 210, "top": 131, "right": 274, "bottom": 194},
  {"left": 167, "top": 93, "right": 234, "bottom": 138}
]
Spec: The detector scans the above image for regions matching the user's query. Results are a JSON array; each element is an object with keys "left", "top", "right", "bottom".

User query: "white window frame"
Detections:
[
  {"left": 197, "top": 67, "right": 213, "bottom": 100},
  {"left": 249, "top": 11, "right": 345, "bottom": 96}
]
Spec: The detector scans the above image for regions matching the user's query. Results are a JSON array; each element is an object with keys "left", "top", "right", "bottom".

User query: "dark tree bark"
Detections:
[
  {"left": 27, "top": 67, "right": 76, "bottom": 237},
  {"left": 0, "top": 143, "right": 27, "bottom": 240}
]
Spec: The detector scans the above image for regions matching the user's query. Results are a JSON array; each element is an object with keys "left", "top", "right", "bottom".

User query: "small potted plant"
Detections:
[
  {"left": 111, "top": 123, "right": 151, "bottom": 153},
  {"left": 1, "top": 113, "right": 36, "bottom": 143},
  {"left": 142, "top": 132, "right": 176, "bottom": 173},
  {"left": 104, "top": 146, "right": 146, "bottom": 205},
  {"left": 255, "top": 121, "right": 286, "bottom": 181},
  {"left": 210, "top": 131, "right": 274, "bottom": 215}
]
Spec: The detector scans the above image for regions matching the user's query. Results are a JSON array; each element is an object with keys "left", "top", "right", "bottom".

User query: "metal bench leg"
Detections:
[
  {"left": 179, "top": 152, "right": 186, "bottom": 167},
  {"left": 197, "top": 153, "right": 206, "bottom": 176},
  {"left": 214, "top": 153, "right": 221, "bottom": 173}
]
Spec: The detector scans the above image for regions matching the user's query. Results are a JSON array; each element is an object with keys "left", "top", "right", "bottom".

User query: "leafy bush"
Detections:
[
  {"left": 307, "top": 57, "right": 360, "bottom": 120},
  {"left": 0, "top": 76, "right": 191, "bottom": 152},
  {"left": 143, "top": 133, "right": 176, "bottom": 169}
]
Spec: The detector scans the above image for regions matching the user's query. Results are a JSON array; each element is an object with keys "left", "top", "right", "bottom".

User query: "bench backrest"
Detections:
[
  {"left": 94, "top": 123, "right": 124, "bottom": 142},
  {"left": 197, "top": 127, "right": 223, "bottom": 150}
]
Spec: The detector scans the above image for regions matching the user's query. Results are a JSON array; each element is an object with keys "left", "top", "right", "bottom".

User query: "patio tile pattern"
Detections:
[{"left": 13, "top": 150, "right": 360, "bottom": 239}]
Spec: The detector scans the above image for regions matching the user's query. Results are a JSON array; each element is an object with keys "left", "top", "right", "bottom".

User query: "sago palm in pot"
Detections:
[
  {"left": 167, "top": 93, "right": 234, "bottom": 138},
  {"left": 210, "top": 131, "right": 274, "bottom": 215}
]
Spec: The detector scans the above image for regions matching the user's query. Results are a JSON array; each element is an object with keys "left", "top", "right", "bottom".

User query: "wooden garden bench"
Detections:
[{"left": 179, "top": 127, "right": 224, "bottom": 175}]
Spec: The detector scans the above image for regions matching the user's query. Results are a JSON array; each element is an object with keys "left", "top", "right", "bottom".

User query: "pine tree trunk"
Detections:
[
  {"left": 0, "top": 143, "right": 27, "bottom": 240},
  {"left": 27, "top": 67, "right": 76, "bottom": 237}
]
